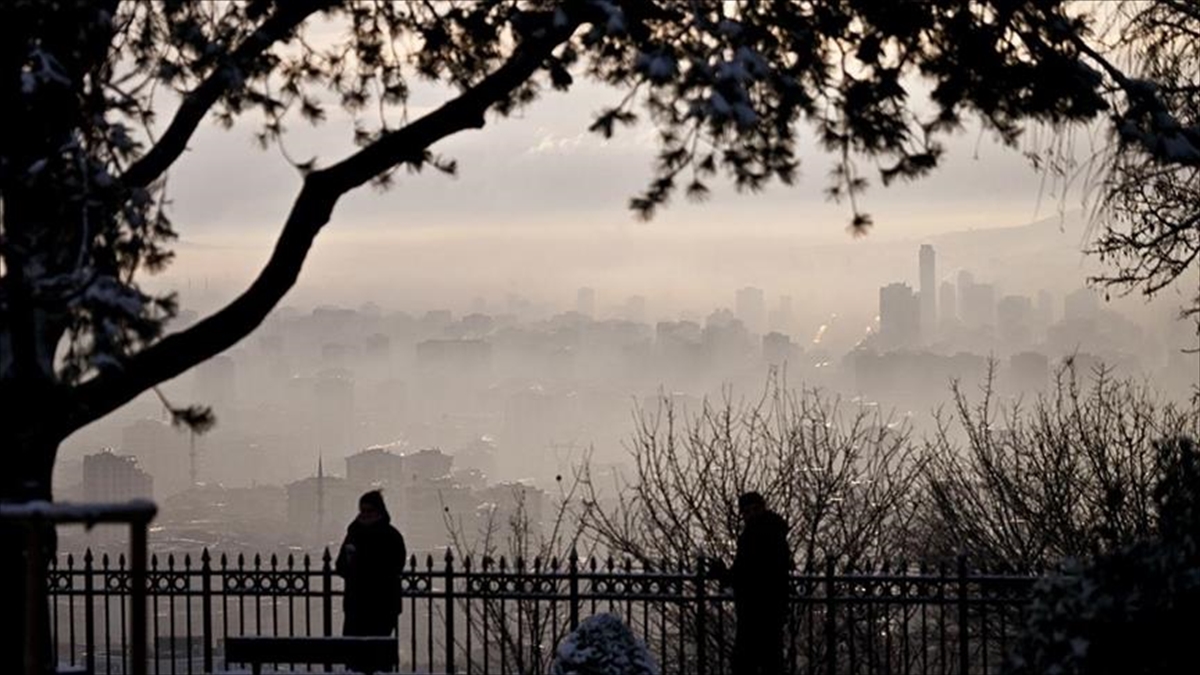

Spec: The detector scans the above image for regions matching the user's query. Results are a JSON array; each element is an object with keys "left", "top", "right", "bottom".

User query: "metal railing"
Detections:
[{"left": 49, "top": 550, "right": 1038, "bottom": 675}]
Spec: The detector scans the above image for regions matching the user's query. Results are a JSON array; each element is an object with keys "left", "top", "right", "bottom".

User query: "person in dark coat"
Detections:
[
  {"left": 335, "top": 490, "right": 407, "bottom": 638},
  {"left": 711, "top": 491, "right": 792, "bottom": 675}
]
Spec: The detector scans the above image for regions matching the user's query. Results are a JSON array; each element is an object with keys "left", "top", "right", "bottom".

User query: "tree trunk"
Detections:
[{"left": 0, "top": 429, "right": 60, "bottom": 675}]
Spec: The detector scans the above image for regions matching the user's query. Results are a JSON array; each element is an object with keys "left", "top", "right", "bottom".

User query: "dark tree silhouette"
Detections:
[
  {"left": 0, "top": 0, "right": 1158, "bottom": 671},
  {"left": 1038, "top": 1, "right": 1200, "bottom": 321}
]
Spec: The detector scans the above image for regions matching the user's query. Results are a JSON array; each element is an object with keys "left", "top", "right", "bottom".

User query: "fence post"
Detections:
[
  {"left": 201, "top": 549, "right": 214, "bottom": 674},
  {"left": 957, "top": 555, "right": 969, "bottom": 675},
  {"left": 568, "top": 549, "right": 580, "bottom": 631},
  {"left": 84, "top": 549, "right": 95, "bottom": 675},
  {"left": 695, "top": 557, "right": 707, "bottom": 675},
  {"left": 825, "top": 558, "right": 836, "bottom": 675},
  {"left": 322, "top": 548, "right": 334, "bottom": 637},
  {"left": 445, "top": 548, "right": 456, "bottom": 675}
]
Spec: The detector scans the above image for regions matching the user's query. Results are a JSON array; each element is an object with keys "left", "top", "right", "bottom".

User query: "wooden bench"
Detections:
[{"left": 223, "top": 636, "right": 398, "bottom": 674}]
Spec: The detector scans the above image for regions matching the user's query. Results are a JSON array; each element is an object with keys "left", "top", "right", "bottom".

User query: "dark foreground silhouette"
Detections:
[
  {"left": 335, "top": 490, "right": 407, "bottom": 657},
  {"left": 712, "top": 491, "right": 792, "bottom": 675}
]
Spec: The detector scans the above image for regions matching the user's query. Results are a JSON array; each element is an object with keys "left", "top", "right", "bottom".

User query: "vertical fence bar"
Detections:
[
  {"left": 957, "top": 556, "right": 969, "bottom": 675},
  {"left": 321, "top": 549, "right": 333, "bottom": 637},
  {"left": 824, "top": 559, "right": 836, "bottom": 675},
  {"left": 201, "top": 550, "right": 213, "bottom": 674},
  {"left": 695, "top": 557, "right": 707, "bottom": 675},
  {"left": 568, "top": 550, "right": 579, "bottom": 632},
  {"left": 131, "top": 523, "right": 149, "bottom": 675},
  {"left": 445, "top": 549, "right": 456, "bottom": 675},
  {"left": 84, "top": 550, "right": 96, "bottom": 675}
]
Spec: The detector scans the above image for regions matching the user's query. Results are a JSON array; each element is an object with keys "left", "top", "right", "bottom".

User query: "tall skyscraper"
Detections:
[
  {"left": 919, "top": 245, "right": 936, "bottom": 341},
  {"left": 879, "top": 282, "right": 920, "bottom": 349},
  {"left": 735, "top": 287, "right": 767, "bottom": 335},
  {"left": 769, "top": 295, "right": 795, "bottom": 334}
]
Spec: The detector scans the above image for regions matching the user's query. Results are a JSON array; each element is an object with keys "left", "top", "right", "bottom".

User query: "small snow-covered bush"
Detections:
[{"left": 550, "top": 613, "right": 659, "bottom": 675}]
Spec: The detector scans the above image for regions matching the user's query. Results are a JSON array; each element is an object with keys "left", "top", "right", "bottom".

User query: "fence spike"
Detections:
[
  {"left": 499, "top": 556, "right": 508, "bottom": 571},
  {"left": 254, "top": 553, "right": 262, "bottom": 569},
  {"left": 66, "top": 553, "right": 74, "bottom": 568},
  {"left": 270, "top": 553, "right": 278, "bottom": 569},
  {"left": 167, "top": 553, "right": 175, "bottom": 570},
  {"left": 237, "top": 552, "right": 245, "bottom": 569},
  {"left": 444, "top": 548, "right": 455, "bottom": 565},
  {"left": 425, "top": 553, "right": 434, "bottom": 570},
  {"left": 201, "top": 548, "right": 211, "bottom": 566},
  {"left": 463, "top": 555, "right": 472, "bottom": 571},
  {"left": 84, "top": 549, "right": 93, "bottom": 565}
]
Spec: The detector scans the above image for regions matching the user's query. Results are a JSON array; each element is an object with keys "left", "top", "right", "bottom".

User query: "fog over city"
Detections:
[
  {"left": 58, "top": 204, "right": 1199, "bottom": 554},
  {"left": 46, "top": 20, "right": 1199, "bottom": 557}
]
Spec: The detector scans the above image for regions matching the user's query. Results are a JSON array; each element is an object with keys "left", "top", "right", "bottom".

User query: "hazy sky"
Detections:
[{"left": 153, "top": 35, "right": 1114, "bottom": 315}]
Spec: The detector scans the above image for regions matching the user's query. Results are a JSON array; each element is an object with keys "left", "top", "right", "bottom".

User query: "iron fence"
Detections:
[{"left": 49, "top": 550, "right": 1039, "bottom": 675}]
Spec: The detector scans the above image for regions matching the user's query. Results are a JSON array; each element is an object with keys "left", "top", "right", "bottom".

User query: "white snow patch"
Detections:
[{"left": 550, "top": 613, "right": 658, "bottom": 675}]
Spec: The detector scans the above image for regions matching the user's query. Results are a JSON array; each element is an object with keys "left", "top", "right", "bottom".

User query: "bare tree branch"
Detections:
[
  {"left": 119, "top": 0, "right": 334, "bottom": 190},
  {"left": 68, "top": 16, "right": 581, "bottom": 434}
]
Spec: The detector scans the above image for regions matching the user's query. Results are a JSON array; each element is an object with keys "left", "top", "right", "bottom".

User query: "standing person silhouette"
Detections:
[
  {"left": 335, "top": 490, "right": 407, "bottom": 638},
  {"left": 710, "top": 491, "right": 792, "bottom": 675}
]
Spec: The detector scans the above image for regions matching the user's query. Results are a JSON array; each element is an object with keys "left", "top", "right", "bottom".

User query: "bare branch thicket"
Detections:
[
  {"left": 921, "top": 362, "right": 1200, "bottom": 571},
  {"left": 443, "top": 464, "right": 597, "bottom": 675},
  {"left": 579, "top": 374, "right": 927, "bottom": 572}
]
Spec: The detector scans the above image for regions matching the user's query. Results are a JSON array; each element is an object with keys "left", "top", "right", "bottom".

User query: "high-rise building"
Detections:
[
  {"left": 997, "top": 295, "right": 1034, "bottom": 346},
  {"left": 623, "top": 295, "right": 647, "bottom": 323},
  {"left": 939, "top": 280, "right": 958, "bottom": 329},
  {"left": 879, "top": 282, "right": 920, "bottom": 349},
  {"left": 919, "top": 245, "right": 937, "bottom": 341},
  {"left": 735, "top": 287, "right": 767, "bottom": 335},
  {"left": 83, "top": 450, "right": 154, "bottom": 503},
  {"left": 763, "top": 332, "right": 798, "bottom": 366},
  {"left": 1035, "top": 289, "right": 1055, "bottom": 331},
  {"left": 958, "top": 272, "right": 996, "bottom": 328},
  {"left": 576, "top": 287, "right": 596, "bottom": 318},
  {"left": 768, "top": 295, "right": 795, "bottom": 334},
  {"left": 956, "top": 270, "right": 975, "bottom": 320}
]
